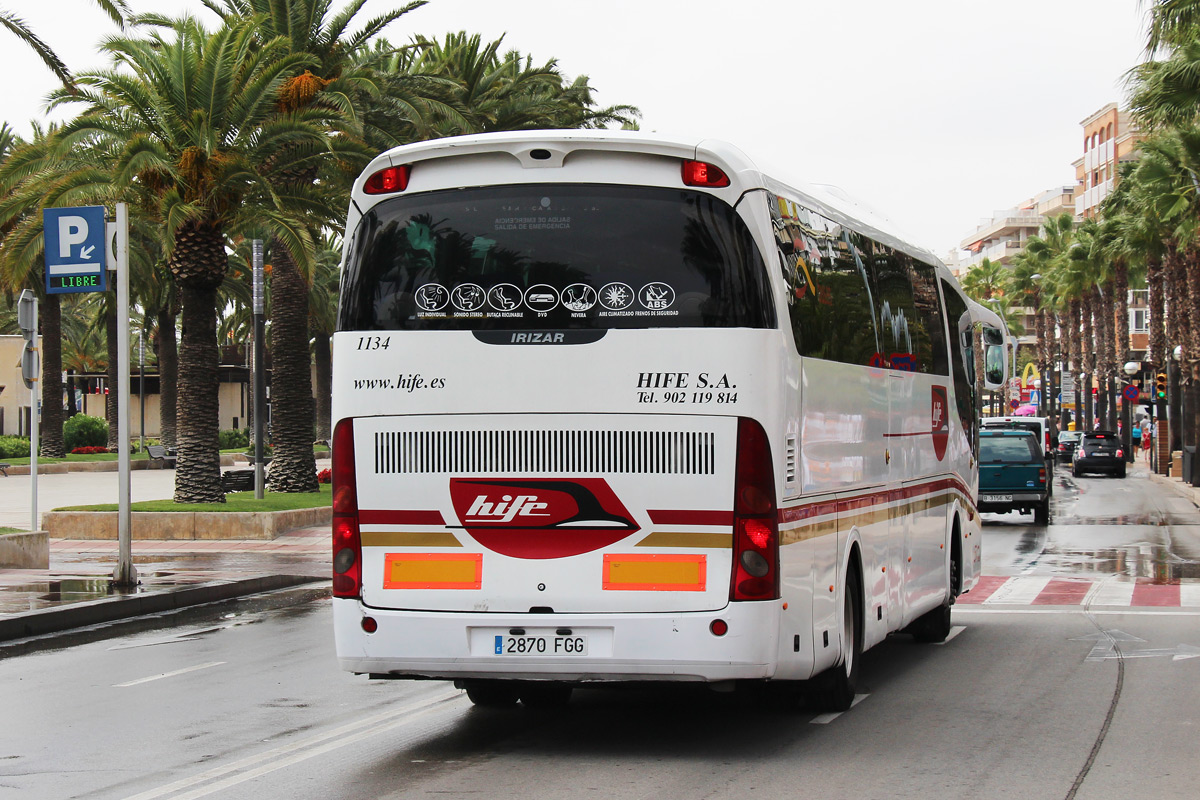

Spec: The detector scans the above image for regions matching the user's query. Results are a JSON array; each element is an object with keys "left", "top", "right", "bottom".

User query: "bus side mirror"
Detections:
[{"left": 982, "top": 325, "right": 1008, "bottom": 391}]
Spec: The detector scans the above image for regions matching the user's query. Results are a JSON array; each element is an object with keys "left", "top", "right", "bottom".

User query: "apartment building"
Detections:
[{"left": 1074, "top": 103, "right": 1142, "bottom": 218}]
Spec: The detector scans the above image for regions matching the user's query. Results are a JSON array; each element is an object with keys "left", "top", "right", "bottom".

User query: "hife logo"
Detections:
[
  {"left": 449, "top": 478, "right": 639, "bottom": 559},
  {"left": 931, "top": 385, "right": 949, "bottom": 461}
]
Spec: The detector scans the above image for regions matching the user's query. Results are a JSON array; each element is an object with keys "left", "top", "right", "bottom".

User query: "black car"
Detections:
[
  {"left": 1072, "top": 430, "right": 1126, "bottom": 478},
  {"left": 1055, "top": 430, "right": 1082, "bottom": 464}
]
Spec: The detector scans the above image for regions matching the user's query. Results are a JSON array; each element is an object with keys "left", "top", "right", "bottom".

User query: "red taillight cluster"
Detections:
[
  {"left": 332, "top": 418, "right": 362, "bottom": 598},
  {"left": 730, "top": 418, "right": 779, "bottom": 601},
  {"left": 1038, "top": 468, "right": 1047, "bottom": 484},
  {"left": 363, "top": 164, "right": 410, "bottom": 194},
  {"left": 1116, "top": 448, "right": 1124, "bottom": 458},
  {"left": 681, "top": 159, "right": 731, "bottom": 188}
]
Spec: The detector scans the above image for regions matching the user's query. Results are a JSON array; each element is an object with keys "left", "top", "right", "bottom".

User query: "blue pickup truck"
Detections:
[{"left": 978, "top": 429, "right": 1051, "bottom": 524}]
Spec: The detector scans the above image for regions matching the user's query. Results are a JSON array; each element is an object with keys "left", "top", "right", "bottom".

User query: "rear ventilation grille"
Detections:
[
  {"left": 374, "top": 430, "right": 716, "bottom": 475},
  {"left": 785, "top": 436, "right": 797, "bottom": 484}
]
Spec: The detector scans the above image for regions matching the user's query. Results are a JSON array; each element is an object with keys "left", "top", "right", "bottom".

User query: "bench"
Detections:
[{"left": 146, "top": 445, "right": 177, "bottom": 468}]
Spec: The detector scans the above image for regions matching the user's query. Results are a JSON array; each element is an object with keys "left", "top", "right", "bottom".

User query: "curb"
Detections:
[
  {"left": 43, "top": 507, "right": 332, "bottom": 540},
  {"left": 0, "top": 574, "right": 321, "bottom": 642}
]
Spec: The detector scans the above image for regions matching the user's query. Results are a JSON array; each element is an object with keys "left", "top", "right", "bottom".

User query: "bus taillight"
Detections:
[
  {"left": 332, "top": 418, "right": 362, "bottom": 598},
  {"left": 363, "top": 164, "right": 410, "bottom": 194},
  {"left": 731, "top": 418, "right": 780, "bottom": 601},
  {"left": 681, "top": 159, "right": 731, "bottom": 188}
]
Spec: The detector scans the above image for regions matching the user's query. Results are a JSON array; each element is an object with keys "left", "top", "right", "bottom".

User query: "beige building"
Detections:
[
  {"left": 1074, "top": 103, "right": 1142, "bottom": 219},
  {"left": 1, "top": 334, "right": 254, "bottom": 441}
]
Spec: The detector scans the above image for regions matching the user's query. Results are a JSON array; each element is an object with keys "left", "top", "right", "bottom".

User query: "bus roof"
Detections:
[{"left": 359, "top": 130, "right": 947, "bottom": 273}]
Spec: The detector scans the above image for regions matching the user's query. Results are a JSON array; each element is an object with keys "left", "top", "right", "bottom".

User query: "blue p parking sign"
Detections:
[{"left": 44, "top": 206, "right": 108, "bottom": 294}]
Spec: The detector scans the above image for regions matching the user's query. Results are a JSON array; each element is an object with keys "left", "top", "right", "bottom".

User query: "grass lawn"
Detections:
[
  {"left": 0, "top": 527, "right": 23, "bottom": 534},
  {"left": 57, "top": 484, "right": 331, "bottom": 513}
]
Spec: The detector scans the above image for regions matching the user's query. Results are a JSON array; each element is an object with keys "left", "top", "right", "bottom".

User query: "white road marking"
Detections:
[
  {"left": 1088, "top": 580, "right": 1137, "bottom": 607},
  {"left": 932, "top": 625, "right": 966, "bottom": 645},
  {"left": 120, "top": 688, "right": 463, "bottom": 800},
  {"left": 113, "top": 662, "right": 226, "bottom": 687},
  {"left": 955, "top": 607, "right": 1200, "bottom": 616},
  {"left": 810, "top": 693, "right": 868, "bottom": 724},
  {"left": 984, "top": 576, "right": 1050, "bottom": 605}
]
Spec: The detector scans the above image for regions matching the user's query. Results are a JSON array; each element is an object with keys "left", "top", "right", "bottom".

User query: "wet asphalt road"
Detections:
[{"left": 3, "top": 467, "right": 1199, "bottom": 800}]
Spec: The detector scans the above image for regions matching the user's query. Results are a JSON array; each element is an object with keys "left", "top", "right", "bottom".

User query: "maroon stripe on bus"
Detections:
[{"left": 359, "top": 509, "right": 446, "bottom": 525}]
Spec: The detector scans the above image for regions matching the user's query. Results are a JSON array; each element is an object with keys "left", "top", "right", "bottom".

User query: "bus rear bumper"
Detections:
[{"left": 334, "top": 598, "right": 783, "bottom": 682}]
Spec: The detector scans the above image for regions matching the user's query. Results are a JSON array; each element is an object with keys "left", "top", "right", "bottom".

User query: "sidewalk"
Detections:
[{"left": 0, "top": 462, "right": 331, "bottom": 644}]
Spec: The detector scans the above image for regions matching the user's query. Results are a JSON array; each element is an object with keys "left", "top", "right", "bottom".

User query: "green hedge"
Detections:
[
  {"left": 63, "top": 414, "right": 109, "bottom": 451},
  {"left": 0, "top": 435, "right": 31, "bottom": 459},
  {"left": 219, "top": 428, "right": 250, "bottom": 449}
]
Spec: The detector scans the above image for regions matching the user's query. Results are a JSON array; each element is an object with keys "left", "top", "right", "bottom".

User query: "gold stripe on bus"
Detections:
[
  {"left": 780, "top": 520, "right": 837, "bottom": 546},
  {"left": 781, "top": 492, "right": 955, "bottom": 545},
  {"left": 361, "top": 531, "right": 463, "bottom": 548},
  {"left": 634, "top": 532, "right": 732, "bottom": 549}
]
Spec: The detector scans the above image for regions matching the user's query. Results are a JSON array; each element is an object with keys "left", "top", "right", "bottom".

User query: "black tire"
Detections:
[
  {"left": 519, "top": 682, "right": 573, "bottom": 709},
  {"left": 912, "top": 547, "right": 956, "bottom": 643},
  {"left": 816, "top": 566, "right": 862, "bottom": 711},
  {"left": 1034, "top": 498, "right": 1050, "bottom": 525},
  {"left": 1117, "top": 465, "right": 1127, "bottom": 478},
  {"left": 463, "top": 680, "right": 521, "bottom": 707},
  {"left": 1073, "top": 464, "right": 1082, "bottom": 478}
]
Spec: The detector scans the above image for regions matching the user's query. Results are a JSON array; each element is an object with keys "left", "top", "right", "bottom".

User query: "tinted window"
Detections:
[
  {"left": 980, "top": 435, "right": 1040, "bottom": 463},
  {"left": 941, "top": 279, "right": 976, "bottom": 451},
  {"left": 339, "top": 184, "right": 775, "bottom": 332},
  {"left": 770, "top": 193, "right": 947, "bottom": 374},
  {"left": 872, "top": 248, "right": 948, "bottom": 374},
  {"left": 771, "top": 196, "right": 879, "bottom": 364}
]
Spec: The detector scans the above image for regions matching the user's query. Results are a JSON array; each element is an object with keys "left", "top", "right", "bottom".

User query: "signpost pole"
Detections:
[
  {"left": 252, "top": 240, "right": 265, "bottom": 500},
  {"left": 18, "top": 291, "right": 39, "bottom": 533},
  {"left": 113, "top": 203, "right": 136, "bottom": 588}
]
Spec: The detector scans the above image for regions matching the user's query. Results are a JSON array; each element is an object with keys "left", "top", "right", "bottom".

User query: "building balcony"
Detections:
[{"left": 960, "top": 213, "right": 1044, "bottom": 249}]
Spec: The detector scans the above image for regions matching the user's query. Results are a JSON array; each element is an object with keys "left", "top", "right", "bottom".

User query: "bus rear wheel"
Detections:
[{"left": 816, "top": 567, "right": 862, "bottom": 712}]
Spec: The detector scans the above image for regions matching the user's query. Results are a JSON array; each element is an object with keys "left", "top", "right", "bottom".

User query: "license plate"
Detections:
[
  {"left": 494, "top": 634, "right": 588, "bottom": 656},
  {"left": 981, "top": 494, "right": 1012, "bottom": 502}
]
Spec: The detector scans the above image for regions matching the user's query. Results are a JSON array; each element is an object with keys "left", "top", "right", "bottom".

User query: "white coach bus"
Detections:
[{"left": 331, "top": 130, "right": 1008, "bottom": 710}]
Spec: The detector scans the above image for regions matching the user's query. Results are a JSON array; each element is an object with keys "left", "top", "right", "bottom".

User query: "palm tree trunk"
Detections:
[
  {"left": 40, "top": 293, "right": 65, "bottom": 458},
  {"left": 174, "top": 282, "right": 225, "bottom": 503},
  {"left": 266, "top": 247, "right": 318, "bottom": 493},
  {"left": 1148, "top": 254, "right": 1168, "bottom": 473},
  {"left": 157, "top": 298, "right": 179, "bottom": 448},
  {"left": 313, "top": 329, "right": 332, "bottom": 442},
  {"left": 1185, "top": 247, "right": 1200, "bottom": 451}
]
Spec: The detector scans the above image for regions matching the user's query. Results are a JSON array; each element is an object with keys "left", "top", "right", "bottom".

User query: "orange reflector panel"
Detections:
[
  {"left": 383, "top": 553, "right": 481, "bottom": 590},
  {"left": 603, "top": 554, "right": 706, "bottom": 591}
]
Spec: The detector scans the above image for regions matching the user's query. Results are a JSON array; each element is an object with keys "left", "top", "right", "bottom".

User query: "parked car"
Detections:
[
  {"left": 978, "top": 429, "right": 1051, "bottom": 524},
  {"left": 1073, "top": 430, "right": 1126, "bottom": 478},
  {"left": 1055, "top": 430, "right": 1082, "bottom": 464},
  {"left": 980, "top": 416, "right": 1054, "bottom": 473}
]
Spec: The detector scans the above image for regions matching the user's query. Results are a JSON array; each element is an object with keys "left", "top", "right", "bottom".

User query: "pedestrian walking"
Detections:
[{"left": 1142, "top": 421, "right": 1153, "bottom": 461}]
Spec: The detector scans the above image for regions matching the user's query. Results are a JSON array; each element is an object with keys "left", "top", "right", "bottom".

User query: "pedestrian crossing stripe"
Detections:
[{"left": 958, "top": 576, "right": 1200, "bottom": 608}]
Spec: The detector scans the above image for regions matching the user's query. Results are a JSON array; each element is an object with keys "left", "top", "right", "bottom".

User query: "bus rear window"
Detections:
[{"left": 337, "top": 184, "right": 774, "bottom": 331}]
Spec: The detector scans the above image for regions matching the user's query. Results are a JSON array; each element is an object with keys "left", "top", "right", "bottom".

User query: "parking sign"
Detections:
[{"left": 44, "top": 206, "right": 108, "bottom": 294}]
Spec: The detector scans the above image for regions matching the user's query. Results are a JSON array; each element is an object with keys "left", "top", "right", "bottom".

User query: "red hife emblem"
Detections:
[
  {"left": 931, "top": 385, "right": 949, "bottom": 461},
  {"left": 449, "top": 478, "right": 640, "bottom": 559}
]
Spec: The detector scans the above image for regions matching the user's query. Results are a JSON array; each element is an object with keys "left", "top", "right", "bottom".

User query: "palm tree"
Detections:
[
  {"left": 2, "top": 1, "right": 127, "bottom": 89},
  {"left": 195, "top": 0, "right": 429, "bottom": 493},
  {"left": 55, "top": 15, "right": 325, "bottom": 502}
]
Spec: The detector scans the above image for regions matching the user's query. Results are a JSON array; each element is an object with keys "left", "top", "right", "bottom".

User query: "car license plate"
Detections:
[
  {"left": 494, "top": 634, "right": 588, "bottom": 656},
  {"left": 981, "top": 494, "right": 1012, "bottom": 502}
]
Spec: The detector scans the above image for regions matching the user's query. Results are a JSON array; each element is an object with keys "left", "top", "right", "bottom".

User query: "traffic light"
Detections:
[{"left": 1155, "top": 372, "right": 1168, "bottom": 400}]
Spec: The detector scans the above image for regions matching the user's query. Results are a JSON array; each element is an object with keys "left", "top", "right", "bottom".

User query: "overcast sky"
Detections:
[{"left": 3, "top": 0, "right": 1149, "bottom": 257}]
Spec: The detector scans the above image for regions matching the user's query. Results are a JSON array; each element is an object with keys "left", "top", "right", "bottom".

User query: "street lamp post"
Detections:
[
  {"left": 137, "top": 328, "right": 145, "bottom": 455},
  {"left": 1123, "top": 361, "right": 1139, "bottom": 463}
]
